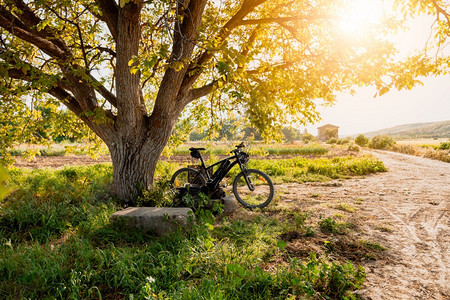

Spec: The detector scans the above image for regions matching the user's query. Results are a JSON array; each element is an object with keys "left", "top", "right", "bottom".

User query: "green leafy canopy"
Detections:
[{"left": 0, "top": 0, "right": 448, "bottom": 160}]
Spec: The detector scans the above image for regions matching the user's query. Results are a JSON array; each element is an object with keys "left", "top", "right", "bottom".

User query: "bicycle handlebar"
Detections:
[{"left": 230, "top": 142, "right": 246, "bottom": 154}]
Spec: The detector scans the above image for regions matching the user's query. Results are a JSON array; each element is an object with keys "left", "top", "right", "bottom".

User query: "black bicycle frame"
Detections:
[{"left": 197, "top": 151, "right": 250, "bottom": 191}]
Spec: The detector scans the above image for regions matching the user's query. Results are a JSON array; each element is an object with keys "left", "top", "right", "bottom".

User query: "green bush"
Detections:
[
  {"left": 369, "top": 135, "right": 396, "bottom": 149},
  {"left": 354, "top": 134, "right": 369, "bottom": 147},
  {"left": 337, "top": 138, "right": 351, "bottom": 145},
  {"left": 301, "top": 132, "right": 316, "bottom": 143},
  {"left": 326, "top": 138, "right": 338, "bottom": 144},
  {"left": 347, "top": 143, "right": 360, "bottom": 152},
  {"left": 438, "top": 142, "right": 450, "bottom": 150}
]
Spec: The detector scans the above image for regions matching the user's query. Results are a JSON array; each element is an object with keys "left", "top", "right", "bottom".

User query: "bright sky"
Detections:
[{"left": 303, "top": 2, "right": 450, "bottom": 137}]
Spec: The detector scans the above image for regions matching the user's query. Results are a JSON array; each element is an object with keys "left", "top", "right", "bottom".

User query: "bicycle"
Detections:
[{"left": 170, "top": 142, "right": 274, "bottom": 209}]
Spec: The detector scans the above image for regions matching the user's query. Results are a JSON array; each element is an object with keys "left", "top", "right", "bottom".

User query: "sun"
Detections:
[{"left": 338, "top": 0, "right": 385, "bottom": 35}]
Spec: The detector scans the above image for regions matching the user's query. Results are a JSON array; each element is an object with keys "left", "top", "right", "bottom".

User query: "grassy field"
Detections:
[
  {"left": 172, "top": 142, "right": 329, "bottom": 157},
  {"left": 0, "top": 154, "right": 387, "bottom": 299},
  {"left": 9, "top": 142, "right": 330, "bottom": 159},
  {"left": 8, "top": 141, "right": 110, "bottom": 158}
]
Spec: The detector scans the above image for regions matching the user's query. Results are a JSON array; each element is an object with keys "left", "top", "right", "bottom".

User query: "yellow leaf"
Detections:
[
  {"left": 119, "top": 0, "right": 129, "bottom": 8},
  {"left": 0, "top": 166, "right": 11, "bottom": 200}
]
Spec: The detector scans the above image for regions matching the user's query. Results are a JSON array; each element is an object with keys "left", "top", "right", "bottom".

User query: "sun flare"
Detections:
[{"left": 338, "top": 0, "right": 385, "bottom": 35}]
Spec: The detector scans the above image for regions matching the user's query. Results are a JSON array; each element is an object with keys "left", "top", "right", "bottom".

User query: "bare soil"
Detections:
[
  {"left": 275, "top": 150, "right": 449, "bottom": 299},
  {"left": 12, "top": 150, "right": 449, "bottom": 299}
]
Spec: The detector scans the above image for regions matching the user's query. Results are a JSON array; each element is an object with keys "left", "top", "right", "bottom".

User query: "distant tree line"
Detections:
[{"left": 189, "top": 124, "right": 316, "bottom": 143}]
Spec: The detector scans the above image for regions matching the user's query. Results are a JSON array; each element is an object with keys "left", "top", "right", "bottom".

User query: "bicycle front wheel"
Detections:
[
  {"left": 232, "top": 169, "right": 274, "bottom": 209},
  {"left": 170, "top": 167, "right": 206, "bottom": 188}
]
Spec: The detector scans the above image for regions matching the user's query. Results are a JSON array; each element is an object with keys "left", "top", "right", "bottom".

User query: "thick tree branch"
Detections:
[
  {"left": 86, "top": 46, "right": 116, "bottom": 57},
  {"left": 115, "top": 1, "right": 146, "bottom": 127},
  {"left": 88, "top": 74, "right": 118, "bottom": 108},
  {"left": 154, "top": 0, "right": 207, "bottom": 112},
  {"left": 246, "top": 59, "right": 303, "bottom": 75},
  {"left": 10, "top": 0, "right": 71, "bottom": 53},
  {"left": 239, "top": 15, "right": 328, "bottom": 25},
  {"left": 241, "top": 27, "right": 259, "bottom": 58},
  {"left": 171, "top": 0, "right": 207, "bottom": 61},
  {"left": 94, "top": 0, "right": 119, "bottom": 41},
  {"left": 7, "top": 65, "right": 115, "bottom": 141},
  {"left": 179, "top": 0, "right": 267, "bottom": 95},
  {"left": 186, "top": 80, "right": 218, "bottom": 103},
  {"left": 193, "top": 0, "right": 267, "bottom": 70},
  {"left": 0, "top": 6, "right": 67, "bottom": 59},
  {"left": 431, "top": 0, "right": 450, "bottom": 29},
  {"left": 6, "top": 67, "right": 83, "bottom": 115}
]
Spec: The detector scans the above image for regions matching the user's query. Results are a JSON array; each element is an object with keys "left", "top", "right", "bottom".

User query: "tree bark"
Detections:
[{"left": 108, "top": 106, "right": 179, "bottom": 201}]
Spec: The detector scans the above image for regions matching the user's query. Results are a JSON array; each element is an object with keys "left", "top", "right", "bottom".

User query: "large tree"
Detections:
[{"left": 0, "top": 0, "right": 448, "bottom": 200}]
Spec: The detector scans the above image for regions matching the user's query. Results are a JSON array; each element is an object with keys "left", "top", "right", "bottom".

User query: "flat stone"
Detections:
[
  {"left": 111, "top": 207, "right": 193, "bottom": 236},
  {"left": 222, "top": 195, "right": 239, "bottom": 214}
]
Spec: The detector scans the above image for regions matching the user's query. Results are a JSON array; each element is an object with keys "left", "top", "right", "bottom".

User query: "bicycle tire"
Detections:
[
  {"left": 232, "top": 169, "right": 274, "bottom": 209},
  {"left": 170, "top": 167, "right": 207, "bottom": 188}
]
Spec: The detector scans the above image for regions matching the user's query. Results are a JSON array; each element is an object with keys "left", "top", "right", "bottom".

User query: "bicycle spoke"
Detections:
[{"left": 233, "top": 169, "right": 274, "bottom": 208}]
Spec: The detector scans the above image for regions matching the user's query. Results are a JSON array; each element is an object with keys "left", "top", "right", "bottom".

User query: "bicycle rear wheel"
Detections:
[
  {"left": 170, "top": 167, "right": 206, "bottom": 188},
  {"left": 232, "top": 169, "right": 274, "bottom": 209}
]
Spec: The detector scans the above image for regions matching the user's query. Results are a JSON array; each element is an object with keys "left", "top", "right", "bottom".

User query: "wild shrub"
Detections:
[
  {"left": 390, "top": 144, "right": 450, "bottom": 163},
  {"left": 347, "top": 143, "right": 360, "bottom": 152},
  {"left": 369, "top": 135, "right": 396, "bottom": 149},
  {"left": 135, "top": 180, "right": 175, "bottom": 207},
  {"left": 337, "top": 138, "right": 351, "bottom": 145},
  {"left": 326, "top": 137, "right": 338, "bottom": 144},
  {"left": 301, "top": 132, "right": 316, "bottom": 143},
  {"left": 392, "top": 144, "right": 421, "bottom": 155},
  {"left": 354, "top": 134, "right": 369, "bottom": 147},
  {"left": 438, "top": 142, "right": 450, "bottom": 150}
]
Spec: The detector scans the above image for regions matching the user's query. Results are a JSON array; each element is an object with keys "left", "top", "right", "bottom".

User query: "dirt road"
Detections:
[{"left": 278, "top": 150, "right": 449, "bottom": 299}]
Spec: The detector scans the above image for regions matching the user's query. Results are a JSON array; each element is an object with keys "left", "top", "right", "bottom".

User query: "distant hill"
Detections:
[{"left": 359, "top": 121, "right": 450, "bottom": 139}]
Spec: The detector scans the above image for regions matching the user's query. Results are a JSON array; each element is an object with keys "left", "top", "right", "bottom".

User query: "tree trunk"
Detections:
[{"left": 108, "top": 113, "right": 178, "bottom": 202}]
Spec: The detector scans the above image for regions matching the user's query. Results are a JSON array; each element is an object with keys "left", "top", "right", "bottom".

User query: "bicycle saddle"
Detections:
[{"left": 189, "top": 147, "right": 205, "bottom": 151}]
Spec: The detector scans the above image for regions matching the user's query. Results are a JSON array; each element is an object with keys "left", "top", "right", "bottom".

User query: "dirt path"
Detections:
[{"left": 277, "top": 150, "right": 449, "bottom": 299}]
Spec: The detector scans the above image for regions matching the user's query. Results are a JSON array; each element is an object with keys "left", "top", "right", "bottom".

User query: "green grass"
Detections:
[
  {"left": 318, "top": 217, "right": 355, "bottom": 235},
  {"left": 256, "top": 145, "right": 329, "bottom": 156},
  {"left": 223, "top": 155, "right": 387, "bottom": 184},
  {"left": 172, "top": 143, "right": 329, "bottom": 157},
  {"left": 9, "top": 142, "right": 110, "bottom": 158},
  {"left": 334, "top": 203, "right": 357, "bottom": 213},
  {"left": 0, "top": 164, "right": 368, "bottom": 299}
]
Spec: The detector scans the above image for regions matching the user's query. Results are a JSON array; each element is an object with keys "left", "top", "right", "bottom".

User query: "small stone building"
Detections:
[{"left": 317, "top": 124, "right": 339, "bottom": 141}]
